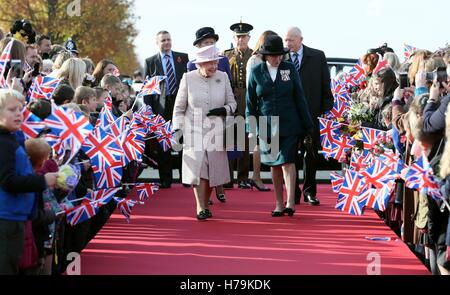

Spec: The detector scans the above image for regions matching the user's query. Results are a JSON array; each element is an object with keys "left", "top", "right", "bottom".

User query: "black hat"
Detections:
[
  {"left": 193, "top": 27, "right": 219, "bottom": 46},
  {"left": 230, "top": 21, "right": 253, "bottom": 35},
  {"left": 64, "top": 37, "right": 78, "bottom": 54},
  {"left": 259, "top": 35, "right": 289, "bottom": 56}
]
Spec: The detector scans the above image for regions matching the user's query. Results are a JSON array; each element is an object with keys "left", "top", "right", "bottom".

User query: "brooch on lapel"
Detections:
[
  {"left": 215, "top": 79, "right": 221, "bottom": 83},
  {"left": 177, "top": 56, "right": 182, "bottom": 63},
  {"left": 280, "top": 70, "right": 291, "bottom": 82}
]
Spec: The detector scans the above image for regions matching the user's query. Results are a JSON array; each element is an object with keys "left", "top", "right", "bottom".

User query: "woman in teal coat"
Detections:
[{"left": 246, "top": 35, "right": 313, "bottom": 217}]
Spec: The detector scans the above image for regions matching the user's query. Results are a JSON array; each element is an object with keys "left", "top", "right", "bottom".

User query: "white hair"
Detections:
[{"left": 287, "top": 26, "right": 302, "bottom": 38}]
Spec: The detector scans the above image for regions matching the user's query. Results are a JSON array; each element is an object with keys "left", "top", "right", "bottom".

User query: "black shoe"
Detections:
[
  {"left": 182, "top": 184, "right": 191, "bottom": 188},
  {"left": 304, "top": 193, "right": 320, "bottom": 205},
  {"left": 283, "top": 207, "right": 296, "bottom": 216},
  {"left": 247, "top": 179, "right": 270, "bottom": 192},
  {"left": 216, "top": 193, "right": 226, "bottom": 203},
  {"left": 197, "top": 210, "right": 208, "bottom": 220},
  {"left": 271, "top": 211, "right": 285, "bottom": 217},
  {"left": 223, "top": 182, "right": 233, "bottom": 189},
  {"left": 205, "top": 209, "right": 212, "bottom": 218},
  {"left": 238, "top": 181, "right": 251, "bottom": 189}
]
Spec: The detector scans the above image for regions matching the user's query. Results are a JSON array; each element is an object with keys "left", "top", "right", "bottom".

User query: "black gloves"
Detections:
[
  {"left": 206, "top": 107, "right": 227, "bottom": 117},
  {"left": 174, "top": 129, "right": 183, "bottom": 144}
]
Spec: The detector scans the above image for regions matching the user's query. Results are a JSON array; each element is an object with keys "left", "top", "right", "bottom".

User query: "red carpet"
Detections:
[{"left": 81, "top": 184, "right": 429, "bottom": 274}]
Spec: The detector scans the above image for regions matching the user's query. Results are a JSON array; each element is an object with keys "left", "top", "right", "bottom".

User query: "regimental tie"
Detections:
[
  {"left": 293, "top": 52, "right": 300, "bottom": 72},
  {"left": 165, "top": 54, "right": 176, "bottom": 95}
]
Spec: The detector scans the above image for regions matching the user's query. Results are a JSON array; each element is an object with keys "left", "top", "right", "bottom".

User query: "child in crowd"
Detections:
[
  {"left": 24, "top": 138, "right": 57, "bottom": 275},
  {"left": 75, "top": 86, "right": 98, "bottom": 125},
  {"left": 0, "top": 89, "right": 58, "bottom": 274}
]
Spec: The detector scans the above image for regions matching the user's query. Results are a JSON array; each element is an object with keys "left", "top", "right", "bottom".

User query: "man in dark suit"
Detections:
[
  {"left": 144, "top": 30, "right": 189, "bottom": 188},
  {"left": 284, "top": 26, "right": 334, "bottom": 205}
]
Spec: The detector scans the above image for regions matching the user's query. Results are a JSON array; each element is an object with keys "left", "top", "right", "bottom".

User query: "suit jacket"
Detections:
[
  {"left": 246, "top": 60, "right": 313, "bottom": 138},
  {"left": 286, "top": 45, "right": 333, "bottom": 142},
  {"left": 144, "top": 51, "right": 189, "bottom": 120}
]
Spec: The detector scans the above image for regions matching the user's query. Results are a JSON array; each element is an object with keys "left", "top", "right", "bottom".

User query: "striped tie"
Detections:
[
  {"left": 293, "top": 52, "right": 300, "bottom": 72},
  {"left": 165, "top": 54, "right": 176, "bottom": 95}
]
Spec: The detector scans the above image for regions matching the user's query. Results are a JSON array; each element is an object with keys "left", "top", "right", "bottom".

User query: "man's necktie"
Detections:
[
  {"left": 293, "top": 52, "right": 300, "bottom": 71},
  {"left": 293, "top": 52, "right": 300, "bottom": 72},
  {"left": 165, "top": 54, "right": 176, "bottom": 95}
]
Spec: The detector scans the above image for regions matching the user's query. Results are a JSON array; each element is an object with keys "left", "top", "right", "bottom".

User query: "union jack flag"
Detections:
[
  {"left": 347, "top": 63, "right": 366, "bottom": 85},
  {"left": 21, "top": 108, "right": 45, "bottom": 139},
  {"left": 358, "top": 181, "right": 394, "bottom": 212},
  {"left": 360, "top": 159, "right": 398, "bottom": 189},
  {"left": 84, "top": 188, "right": 119, "bottom": 203},
  {"left": 104, "top": 93, "right": 113, "bottom": 110},
  {"left": 121, "top": 127, "right": 146, "bottom": 165},
  {"left": 373, "top": 59, "right": 388, "bottom": 75},
  {"left": 135, "top": 183, "right": 159, "bottom": 201},
  {"left": 96, "top": 106, "right": 117, "bottom": 133},
  {"left": 94, "top": 164, "right": 123, "bottom": 189},
  {"left": 331, "top": 79, "right": 351, "bottom": 102},
  {"left": 379, "top": 148, "right": 405, "bottom": 176},
  {"left": 107, "top": 116, "right": 130, "bottom": 138},
  {"left": 114, "top": 197, "right": 137, "bottom": 223},
  {"left": 0, "top": 39, "right": 13, "bottom": 88},
  {"left": 154, "top": 121, "right": 176, "bottom": 151},
  {"left": 65, "top": 201, "right": 100, "bottom": 226},
  {"left": 404, "top": 44, "right": 417, "bottom": 61},
  {"left": 329, "top": 135, "right": 355, "bottom": 162},
  {"left": 318, "top": 118, "right": 341, "bottom": 152},
  {"left": 27, "top": 75, "right": 61, "bottom": 102},
  {"left": 350, "top": 151, "right": 370, "bottom": 171},
  {"left": 404, "top": 154, "right": 440, "bottom": 195},
  {"left": 44, "top": 104, "right": 93, "bottom": 158},
  {"left": 137, "top": 76, "right": 165, "bottom": 98},
  {"left": 82, "top": 188, "right": 120, "bottom": 205},
  {"left": 361, "top": 127, "right": 386, "bottom": 151},
  {"left": 330, "top": 171, "right": 344, "bottom": 193},
  {"left": 82, "top": 128, "right": 123, "bottom": 171},
  {"left": 148, "top": 114, "right": 167, "bottom": 133},
  {"left": 324, "top": 98, "right": 349, "bottom": 120},
  {"left": 336, "top": 169, "right": 367, "bottom": 216},
  {"left": 373, "top": 182, "right": 395, "bottom": 211}
]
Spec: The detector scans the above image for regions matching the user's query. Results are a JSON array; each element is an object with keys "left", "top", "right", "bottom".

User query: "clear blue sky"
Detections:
[{"left": 133, "top": 0, "right": 448, "bottom": 68}]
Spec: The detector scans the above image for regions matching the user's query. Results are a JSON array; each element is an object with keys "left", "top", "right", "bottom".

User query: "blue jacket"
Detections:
[
  {"left": 246, "top": 60, "right": 313, "bottom": 137},
  {"left": 0, "top": 128, "right": 46, "bottom": 221}
]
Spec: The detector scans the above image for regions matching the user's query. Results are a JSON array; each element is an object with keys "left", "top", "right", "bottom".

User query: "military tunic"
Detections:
[{"left": 223, "top": 47, "right": 253, "bottom": 116}]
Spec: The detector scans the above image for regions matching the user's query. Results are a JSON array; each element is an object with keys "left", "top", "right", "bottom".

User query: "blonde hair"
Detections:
[
  {"left": 57, "top": 58, "right": 86, "bottom": 89},
  {"left": 408, "top": 49, "right": 432, "bottom": 85},
  {"left": 440, "top": 103, "right": 450, "bottom": 178},
  {"left": 25, "top": 138, "right": 51, "bottom": 169},
  {"left": 52, "top": 50, "right": 72, "bottom": 70},
  {"left": 0, "top": 89, "right": 24, "bottom": 110}
]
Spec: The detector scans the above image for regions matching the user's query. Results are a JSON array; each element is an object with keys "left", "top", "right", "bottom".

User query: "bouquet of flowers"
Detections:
[
  {"left": 347, "top": 102, "right": 374, "bottom": 125},
  {"left": 56, "top": 164, "right": 81, "bottom": 191}
]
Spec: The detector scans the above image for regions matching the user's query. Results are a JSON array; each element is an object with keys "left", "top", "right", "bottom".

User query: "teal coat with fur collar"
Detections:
[{"left": 246, "top": 60, "right": 313, "bottom": 138}]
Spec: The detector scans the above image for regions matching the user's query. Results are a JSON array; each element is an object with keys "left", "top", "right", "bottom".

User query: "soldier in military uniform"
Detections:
[{"left": 222, "top": 21, "right": 253, "bottom": 189}]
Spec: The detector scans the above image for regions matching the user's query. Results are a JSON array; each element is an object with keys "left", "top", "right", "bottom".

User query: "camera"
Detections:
[
  {"left": 367, "top": 43, "right": 394, "bottom": 57},
  {"left": 2, "top": 59, "right": 23, "bottom": 81},
  {"left": 10, "top": 19, "right": 36, "bottom": 44},
  {"left": 425, "top": 67, "right": 448, "bottom": 83},
  {"left": 399, "top": 72, "right": 410, "bottom": 89}
]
